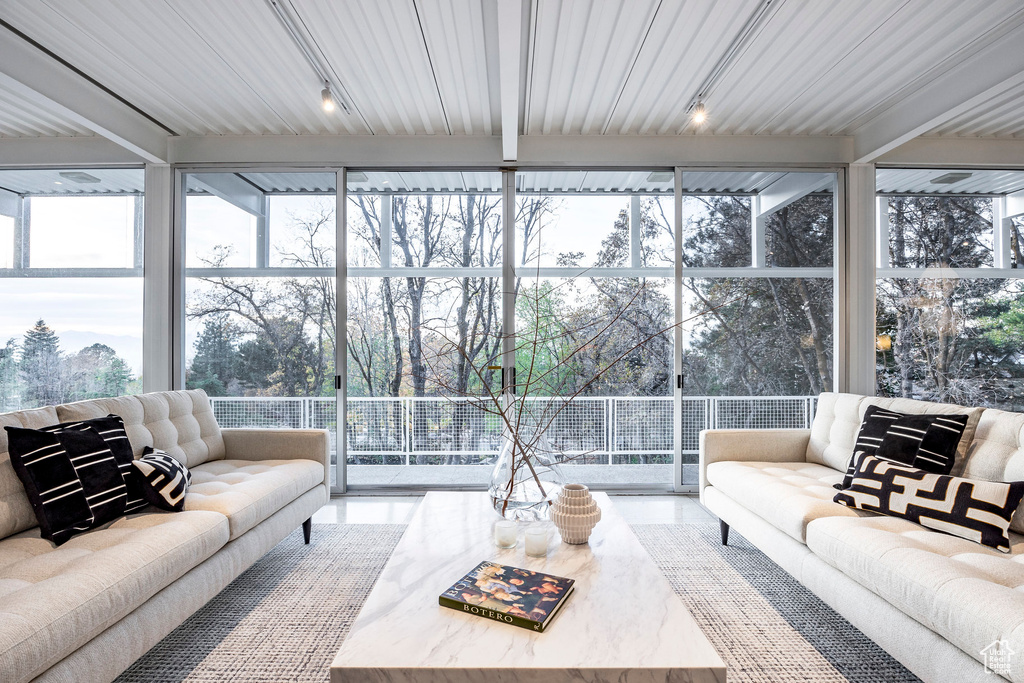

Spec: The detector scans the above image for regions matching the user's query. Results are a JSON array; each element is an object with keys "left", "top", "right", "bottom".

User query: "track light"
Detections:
[
  {"left": 692, "top": 101, "right": 707, "bottom": 125},
  {"left": 321, "top": 84, "right": 336, "bottom": 113}
]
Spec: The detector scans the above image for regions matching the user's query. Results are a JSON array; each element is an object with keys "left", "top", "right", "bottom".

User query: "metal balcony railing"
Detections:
[{"left": 209, "top": 395, "right": 817, "bottom": 466}]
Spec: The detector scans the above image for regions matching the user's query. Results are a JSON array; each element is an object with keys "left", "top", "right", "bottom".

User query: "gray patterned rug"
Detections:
[
  {"left": 633, "top": 524, "right": 919, "bottom": 683},
  {"left": 116, "top": 521, "right": 918, "bottom": 683}
]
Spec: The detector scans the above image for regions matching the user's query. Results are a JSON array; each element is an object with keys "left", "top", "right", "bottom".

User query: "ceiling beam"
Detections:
[
  {"left": 169, "top": 133, "right": 852, "bottom": 166},
  {"left": 852, "top": 23, "right": 1024, "bottom": 164},
  {"left": 756, "top": 172, "right": 833, "bottom": 217},
  {"left": 189, "top": 173, "right": 266, "bottom": 216},
  {"left": 0, "top": 27, "right": 169, "bottom": 163},
  {"left": 877, "top": 136, "right": 1024, "bottom": 167},
  {"left": 496, "top": 0, "right": 523, "bottom": 162}
]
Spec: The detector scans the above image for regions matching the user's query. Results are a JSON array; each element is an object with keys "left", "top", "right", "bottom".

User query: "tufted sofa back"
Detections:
[
  {"left": 807, "top": 392, "right": 1024, "bottom": 533},
  {"left": 0, "top": 390, "right": 224, "bottom": 540}
]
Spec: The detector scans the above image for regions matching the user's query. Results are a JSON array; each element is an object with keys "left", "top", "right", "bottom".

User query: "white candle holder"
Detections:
[
  {"left": 524, "top": 525, "right": 548, "bottom": 557},
  {"left": 494, "top": 520, "right": 517, "bottom": 548}
]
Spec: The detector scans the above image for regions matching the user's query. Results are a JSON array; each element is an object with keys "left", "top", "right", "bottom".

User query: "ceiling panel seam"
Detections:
[
  {"left": 411, "top": 0, "right": 452, "bottom": 136},
  {"left": 598, "top": 0, "right": 663, "bottom": 136}
]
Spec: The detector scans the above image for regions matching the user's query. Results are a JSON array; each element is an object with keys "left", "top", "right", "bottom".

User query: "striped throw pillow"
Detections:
[
  {"left": 133, "top": 448, "right": 191, "bottom": 511},
  {"left": 836, "top": 406, "right": 969, "bottom": 490},
  {"left": 41, "top": 415, "right": 148, "bottom": 513},
  {"left": 834, "top": 452, "right": 1024, "bottom": 552},
  {"left": 5, "top": 424, "right": 127, "bottom": 545}
]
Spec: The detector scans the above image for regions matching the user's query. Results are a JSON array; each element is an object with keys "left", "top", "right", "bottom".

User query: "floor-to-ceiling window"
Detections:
[
  {"left": 0, "top": 168, "right": 144, "bottom": 411},
  {"left": 677, "top": 171, "right": 837, "bottom": 486},
  {"left": 875, "top": 168, "right": 1024, "bottom": 411},
  {"left": 181, "top": 171, "right": 338, "bottom": 485},
  {"left": 175, "top": 166, "right": 840, "bottom": 492}
]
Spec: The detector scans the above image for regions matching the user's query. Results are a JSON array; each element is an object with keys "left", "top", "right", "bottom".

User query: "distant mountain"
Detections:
[{"left": 55, "top": 330, "right": 143, "bottom": 375}]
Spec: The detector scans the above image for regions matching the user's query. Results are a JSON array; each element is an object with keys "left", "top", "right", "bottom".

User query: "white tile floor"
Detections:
[{"left": 311, "top": 494, "right": 715, "bottom": 525}]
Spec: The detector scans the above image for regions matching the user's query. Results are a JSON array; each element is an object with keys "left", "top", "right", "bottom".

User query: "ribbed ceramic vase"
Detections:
[{"left": 551, "top": 484, "right": 601, "bottom": 544}]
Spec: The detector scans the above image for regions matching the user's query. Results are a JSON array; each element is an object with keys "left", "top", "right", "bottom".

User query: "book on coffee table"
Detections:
[{"left": 439, "top": 560, "right": 575, "bottom": 633}]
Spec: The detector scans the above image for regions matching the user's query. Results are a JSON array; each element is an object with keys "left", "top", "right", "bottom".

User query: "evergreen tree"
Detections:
[
  {"left": 20, "top": 319, "right": 69, "bottom": 407},
  {"left": 187, "top": 314, "right": 239, "bottom": 396},
  {"left": 0, "top": 338, "right": 21, "bottom": 411}
]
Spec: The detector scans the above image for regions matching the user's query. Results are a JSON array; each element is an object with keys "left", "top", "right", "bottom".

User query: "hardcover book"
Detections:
[{"left": 439, "top": 560, "right": 575, "bottom": 633}]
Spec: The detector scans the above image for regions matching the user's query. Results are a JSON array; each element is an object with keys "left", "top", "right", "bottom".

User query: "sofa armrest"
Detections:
[
  {"left": 221, "top": 428, "right": 330, "bottom": 489},
  {"left": 698, "top": 428, "right": 810, "bottom": 502}
]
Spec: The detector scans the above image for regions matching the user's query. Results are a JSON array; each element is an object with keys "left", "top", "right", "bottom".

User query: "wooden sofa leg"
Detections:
[
  {"left": 720, "top": 519, "right": 729, "bottom": 546},
  {"left": 303, "top": 518, "right": 312, "bottom": 544}
]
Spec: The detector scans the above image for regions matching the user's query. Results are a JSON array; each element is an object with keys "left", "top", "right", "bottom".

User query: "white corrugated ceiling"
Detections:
[{"left": 0, "top": 0, "right": 1021, "bottom": 142}]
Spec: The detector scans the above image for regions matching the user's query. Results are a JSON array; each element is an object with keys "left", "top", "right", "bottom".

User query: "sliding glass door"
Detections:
[{"left": 181, "top": 171, "right": 339, "bottom": 487}]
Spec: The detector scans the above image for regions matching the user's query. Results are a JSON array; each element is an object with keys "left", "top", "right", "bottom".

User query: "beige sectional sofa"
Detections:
[
  {"left": 0, "top": 389, "right": 330, "bottom": 683},
  {"left": 700, "top": 391, "right": 1024, "bottom": 683}
]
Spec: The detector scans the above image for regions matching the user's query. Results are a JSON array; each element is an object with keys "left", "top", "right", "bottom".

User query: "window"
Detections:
[
  {"left": 875, "top": 169, "right": 1024, "bottom": 411},
  {"left": 0, "top": 168, "right": 144, "bottom": 410}
]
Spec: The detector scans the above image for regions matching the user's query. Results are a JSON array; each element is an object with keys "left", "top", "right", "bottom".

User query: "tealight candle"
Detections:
[
  {"left": 525, "top": 525, "right": 548, "bottom": 557},
  {"left": 494, "top": 520, "right": 517, "bottom": 548}
]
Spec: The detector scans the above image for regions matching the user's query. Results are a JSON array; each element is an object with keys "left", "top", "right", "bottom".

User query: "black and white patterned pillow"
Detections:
[
  {"left": 41, "top": 415, "right": 148, "bottom": 513},
  {"left": 133, "top": 448, "right": 191, "bottom": 511},
  {"left": 835, "top": 406, "right": 969, "bottom": 490},
  {"left": 5, "top": 425, "right": 127, "bottom": 545},
  {"left": 834, "top": 452, "right": 1024, "bottom": 552}
]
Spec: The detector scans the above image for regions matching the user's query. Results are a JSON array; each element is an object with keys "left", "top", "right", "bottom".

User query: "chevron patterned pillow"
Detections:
[
  {"left": 834, "top": 452, "right": 1024, "bottom": 552},
  {"left": 133, "top": 447, "right": 191, "bottom": 512}
]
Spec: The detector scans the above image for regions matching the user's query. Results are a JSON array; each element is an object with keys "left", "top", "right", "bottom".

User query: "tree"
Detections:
[
  {"left": 0, "top": 339, "right": 21, "bottom": 411},
  {"left": 20, "top": 319, "right": 71, "bottom": 407},
  {"left": 67, "top": 343, "right": 134, "bottom": 400},
  {"left": 187, "top": 314, "right": 239, "bottom": 396}
]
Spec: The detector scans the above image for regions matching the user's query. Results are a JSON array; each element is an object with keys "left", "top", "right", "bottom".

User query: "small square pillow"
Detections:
[
  {"left": 834, "top": 452, "right": 1024, "bottom": 552},
  {"left": 41, "top": 415, "right": 148, "bottom": 513},
  {"left": 835, "top": 405, "right": 969, "bottom": 490},
  {"left": 133, "top": 447, "right": 191, "bottom": 511},
  {"left": 5, "top": 424, "right": 127, "bottom": 545}
]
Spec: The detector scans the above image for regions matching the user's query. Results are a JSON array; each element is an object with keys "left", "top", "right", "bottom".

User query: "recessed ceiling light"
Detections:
[
  {"left": 54, "top": 181, "right": 62, "bottom": 185},
  {"left": 382, "top": 180, "right": 390, "bottom": 185},
  {"left": 647, "top": 171, "right": 673, "bottom": 183},
  {"left": 59, "top": 171, "right": 101, "bottom": 184},
  {"left": 931, "top": 172, "right": 973, "bottom": 185}
]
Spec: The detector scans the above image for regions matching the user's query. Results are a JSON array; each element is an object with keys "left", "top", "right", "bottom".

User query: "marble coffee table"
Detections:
[{"left": 330, "top": 491, "right": 725, "bottom": 683}]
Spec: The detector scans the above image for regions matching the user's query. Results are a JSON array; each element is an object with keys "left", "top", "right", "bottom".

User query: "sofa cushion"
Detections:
[
  {"left": 806, "top": 392, "right": 866, "bottom": 471},
  {"left": 56, "top": 390, "right": 225, "bottom": 468},
  {"left": 806, "top": 515, "right": 1024, "bottom": 681},
  {"left": 864, "top": 396, "right": 984, "bottom": 476},
  {"left": 0, "top": 407, "right": 61, "bottom": 540},
  {"left": 185, "top": 459, "right": 323, "bottom": 541},
  {"left": 0, "top": 509, "right": 228, "bottom": 683},
  {"left": 706, "top": 461, "right": 865, "bottom": 543}
]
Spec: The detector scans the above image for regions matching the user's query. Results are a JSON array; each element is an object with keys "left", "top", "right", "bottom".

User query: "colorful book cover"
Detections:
[{"left": 438, "top": 560, "right": 575, "bottom": 633}]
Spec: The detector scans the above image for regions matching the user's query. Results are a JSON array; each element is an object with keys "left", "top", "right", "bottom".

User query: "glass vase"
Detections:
[{"left": 488, "top": 431, "right": 565, "bottom": 521}]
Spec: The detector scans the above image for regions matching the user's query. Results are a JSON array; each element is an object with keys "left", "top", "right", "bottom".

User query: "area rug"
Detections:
[
  {"left": 115, "top": 524, "right": 405, "bottom": 683},
  {"left": 117, "top": 521, "right": 919, "bottom": 683},
  {"left": 633, "top": 523, "right": 920, "bottom": 683}
]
